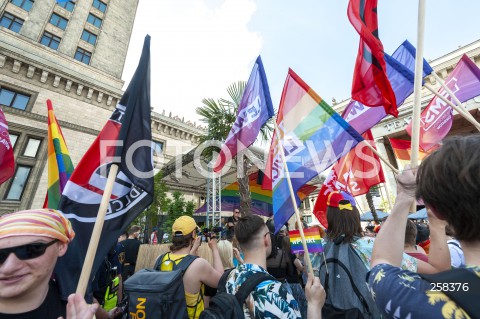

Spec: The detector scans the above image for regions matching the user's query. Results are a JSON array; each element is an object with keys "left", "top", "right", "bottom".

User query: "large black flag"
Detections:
[{"left": 55, "top": 35, "right": 154, "bottom": 299}]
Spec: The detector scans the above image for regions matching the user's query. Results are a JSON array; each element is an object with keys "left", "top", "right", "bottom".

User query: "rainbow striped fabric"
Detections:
[
  {"left": 44, "top": 100, "right": 74, "bottom": 209},
  {"left": 268, "top": 69, "right": 363, "bottom": 232},
  {"left": 195, "top": 172, "right": 317, "bottom": 216},
  {"left": 289, "top": 228, "right": 323, "bottom": 254}
]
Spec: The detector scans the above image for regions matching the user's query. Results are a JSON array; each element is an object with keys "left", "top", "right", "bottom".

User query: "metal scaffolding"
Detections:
[{"left": 205, "top": 170, "right": 221, "bottom": 228}]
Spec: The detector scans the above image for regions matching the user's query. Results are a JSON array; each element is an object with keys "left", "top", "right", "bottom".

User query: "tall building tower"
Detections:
[{"left": 0, "top": 0, "right": 205, "bottom": 215}]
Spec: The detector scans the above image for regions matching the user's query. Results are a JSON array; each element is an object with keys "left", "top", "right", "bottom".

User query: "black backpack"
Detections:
[
  {"left": 319, "top": 238, "right": 380, "bottom": 319},
  {"left": 199, "top": 268, "right": 275, "bottom": 319},
  {"left": 420, "top": 268, "right": 480, "bottom": 319},
  {"left": 122, "top": 253, "right": 197, "bottom": 319}
]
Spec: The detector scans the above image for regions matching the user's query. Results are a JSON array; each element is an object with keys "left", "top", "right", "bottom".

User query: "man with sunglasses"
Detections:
[
  {"left": 0, "top": 209, "right": 75, "bottom": 318},
  {"left": 226, "top": 209, "right": 241, "bottom": 241}
]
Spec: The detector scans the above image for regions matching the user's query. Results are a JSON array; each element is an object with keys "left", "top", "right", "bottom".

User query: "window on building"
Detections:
[
  {"left": 81, "top": 29, "right": 97, "bottom": 45},
  {"left": 5, "top": 165, "right": 32, "bottom": 200},
  {"left": 0, "top": 88, "right": 30, "bottom": 110},
  {"left": 74, "top": 47, "right": 91, "bottom": 64},
  {"left": 153, "top": 141, "right": 163, "bottom": 156},
  {"left": 87, "top": 13, "right": 102, "bottom": 28},
  {"left": 92, "top": 0, "right": 106, "bottom": 13},
  {"left": 10, "top": 0, "right": 34, "bottom": 12},
  {"left": 0, "top": 13, "right": 24, "bottom": 33},
  {"left": 49, "top": 13, "right": 68, "bottom": 30},
  {"left": 57, "top": 0, "right": 75, "bottom": 12},
  {"left": 9, "top": 134, "right": 18, "bottom": 148},
  {"left": 40, "top": 32, "right": 61, "bottom": 50},
  {"left": 23, "top": 137, "right": 41, "bottom": 157}
]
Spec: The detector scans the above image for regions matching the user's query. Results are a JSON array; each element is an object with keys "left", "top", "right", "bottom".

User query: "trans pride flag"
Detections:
[
  {"left": 268, "top": 69, "right": 363, "bottom": 232},
  {"left": 44, "top": 100, "right": 74, "bottom": 209}
]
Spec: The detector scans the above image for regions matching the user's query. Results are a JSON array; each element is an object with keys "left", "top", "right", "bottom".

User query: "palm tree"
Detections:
[
  {"left": 196, "top": 81, "right": 273, "bottom": 216},
  {"left": 366, "top": 186, "right": 380, "bottom": 224}
]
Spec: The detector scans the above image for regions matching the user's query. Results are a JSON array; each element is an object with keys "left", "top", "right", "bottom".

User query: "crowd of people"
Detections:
[{"left": 0, "top": 135, "right": 479, "bottom": 318}]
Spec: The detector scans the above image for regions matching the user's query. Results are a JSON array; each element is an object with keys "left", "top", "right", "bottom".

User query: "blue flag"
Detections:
[
  {"left": 213, "top": 56, "right": 274, "bottom": 173},
  {"left": 342, "top": 40, "right": 434, "bottom": 134},
  {"left": 55, "top": 35, "right": 154, "bottom": 300}
]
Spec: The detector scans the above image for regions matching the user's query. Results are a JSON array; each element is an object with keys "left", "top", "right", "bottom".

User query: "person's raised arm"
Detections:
[
  {"left": 208, "top": 236, "right": 224, "bottom": 274},
  {"left": 305, "top": 273, "right": 325, "bottom": 319},
  {"left": 371, "top": 168, "right": 415, "bottom": 268}
]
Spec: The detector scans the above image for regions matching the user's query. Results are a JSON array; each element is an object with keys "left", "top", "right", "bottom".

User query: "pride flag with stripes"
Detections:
[
  {"left": 194, "top": 171, "right": 317, "bottom": 216},
  {"left": 44, "top": 100, "right": 74, "bottom": 209},
  {"left": 267, "top": 69, "right": 363, "bottom": 232},
  {"left": 289, "top": 228, "right": 323, "bottom": 254}
]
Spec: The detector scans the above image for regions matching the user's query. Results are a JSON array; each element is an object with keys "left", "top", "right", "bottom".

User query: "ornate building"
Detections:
[{"left": 0, "top": 0, "right": 205, "bottom": 214}]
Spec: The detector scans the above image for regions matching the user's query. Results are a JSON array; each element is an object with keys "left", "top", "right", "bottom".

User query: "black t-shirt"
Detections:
[
  {"left": 226, "top": 216, "right": 238, "bottom": 240},
  {"left": 0, "top": 281, "right": 66, "bottom": 319},
  {"left": 122, "top": 238, "right": 141, "bottom": 265}
]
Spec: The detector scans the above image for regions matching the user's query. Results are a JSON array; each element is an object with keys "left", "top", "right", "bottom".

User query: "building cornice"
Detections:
[{"left": 4, "top": 106, "right": 100, "bottom": 136}]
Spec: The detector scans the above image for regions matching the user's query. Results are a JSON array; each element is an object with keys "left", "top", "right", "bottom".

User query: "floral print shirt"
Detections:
[
  {"left": 225, "top": 264, "right": 301, "bottom": 319},
  {"left": 368, "top": 263, "right": 480, "bottom": 318}
]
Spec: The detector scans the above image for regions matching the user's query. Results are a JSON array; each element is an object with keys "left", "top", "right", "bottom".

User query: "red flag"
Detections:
[
  {"left": 0, "top": 108, "right": 14, "bottom": 185},
  {"left": 313, "top": 130, "right": 385, "bottom": 228},
  {"left": 348, "top": 0, "right": 398, "bottom": 117}
]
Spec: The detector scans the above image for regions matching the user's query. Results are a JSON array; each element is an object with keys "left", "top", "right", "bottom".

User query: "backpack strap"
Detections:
[
  {"left": 448, "top": 241, "right": 461, "bottom": 249},
  {"left": 321, "top": 258, "right": 371, "bottom": 315},
  {"left": 419, "top": 268, "right": 480, "bottom": 319},
  {"left": 153, "top": 253, "right": 167, "bottom": 270},
  {"left": 153, "top": 253, "right": 198, "bottom": 272},
  {"left": 217, "top": 268, "right": 235, "bottom": 294},
  {"left": 234, "top": 272, "right": 276, "bottom": 306}
]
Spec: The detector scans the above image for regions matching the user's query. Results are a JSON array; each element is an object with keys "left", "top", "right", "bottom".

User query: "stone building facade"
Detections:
[{"left": 0, "top": 0, "right": 204, "bottom": 214}]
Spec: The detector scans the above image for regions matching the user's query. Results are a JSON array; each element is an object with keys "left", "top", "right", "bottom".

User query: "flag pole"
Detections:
[
  {"left": 76, "top": 163, "right": 119, "bottom": 296},
  {"left": 272, "top": 120, "right": 314, "bottom": 277},
  {"left": 429, "top": 72, "right": 480, "bottom": 123},
  {"left": 361, "top": 141, "right": 399, "bottom": 174},
  {"left": 410, "top": 0, "right": 427, "bottom": 212},
  {"left": 424, "top": 83, "right": 480, "bottom": 131}
]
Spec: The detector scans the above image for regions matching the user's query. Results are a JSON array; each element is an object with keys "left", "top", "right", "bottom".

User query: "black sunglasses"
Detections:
[{"left": 0, "top": 239, "right": 58, "bottom": 264}]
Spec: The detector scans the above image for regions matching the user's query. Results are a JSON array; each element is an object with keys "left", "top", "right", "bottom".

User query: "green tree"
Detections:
[
  {"left": 131, "top": 172, "right": 169, "bottom": 234},
  {"left": 161, "top": 191, "right": 196, "bottom": 237},
  {"left": 196, "top": 81, "right": 273, "bottom": 215}
]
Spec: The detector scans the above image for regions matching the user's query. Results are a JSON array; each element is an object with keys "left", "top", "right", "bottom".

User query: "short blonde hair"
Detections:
[{"left": 217, "top": 240, "right": 234, "bottom": 269}]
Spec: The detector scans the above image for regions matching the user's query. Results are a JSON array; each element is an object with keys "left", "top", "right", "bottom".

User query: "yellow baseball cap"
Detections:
[{"left": 172, "top": 216, "right": 198, "bottom": 236}]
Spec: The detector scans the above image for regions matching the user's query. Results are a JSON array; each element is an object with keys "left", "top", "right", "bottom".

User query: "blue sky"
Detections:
[{"left": 123, "top": 0, "right": 480, "bottom": 123}]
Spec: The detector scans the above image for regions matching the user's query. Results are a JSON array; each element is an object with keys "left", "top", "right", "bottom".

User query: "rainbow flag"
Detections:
[
  {"left": 267, "top": 69, "right": 364, "bottom": 232},
  {"left": 44, "top": 100, "right": 74, "bottom": 209},
  {"left": 195, "top": 172, "right": 317, "bottom": 216},
  {"left": 289, "top": 228, "right": 323, "bottom": 254},
  {"left": 388, "top": 138, "right": 429, "bottom": 170}
]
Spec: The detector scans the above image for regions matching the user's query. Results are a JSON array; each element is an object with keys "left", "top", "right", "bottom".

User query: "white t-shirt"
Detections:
[{"left": 447, "top": 239, "right": 465, "bottom": 267}]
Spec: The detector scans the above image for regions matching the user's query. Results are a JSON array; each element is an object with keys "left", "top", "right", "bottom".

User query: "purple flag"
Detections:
[
  {"left": 406, "top": 55, "right": 480, "bottom": 151},
  {"left": 213, "top": 56, "right": 274, "bottom": 172},
  {"left": 343, "top": 41, "right": 433, "bottom": 133}
]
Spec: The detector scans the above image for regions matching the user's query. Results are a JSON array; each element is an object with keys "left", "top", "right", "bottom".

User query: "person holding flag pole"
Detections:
[{"left": 408, "top": 0, "right": 427, "bottom": 213}]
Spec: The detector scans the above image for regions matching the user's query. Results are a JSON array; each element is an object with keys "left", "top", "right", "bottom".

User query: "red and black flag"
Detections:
[
  {"left": 54, "top": 35, "right": 154, "bottom": 299},
  {"left": 348, "top": 0, "right": 398, "bottom": 117}
]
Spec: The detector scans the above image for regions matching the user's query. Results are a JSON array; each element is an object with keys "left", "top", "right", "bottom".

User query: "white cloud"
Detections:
[{"left": 123, "top": 0, "right": 262, "bottom": 122}]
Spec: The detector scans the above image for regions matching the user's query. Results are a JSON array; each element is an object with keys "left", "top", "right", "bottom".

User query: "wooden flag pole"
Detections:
[
  {"left": 272, "top": 120, "right": 314, "bottom": 277},
  {"left": 361, "top": 141, "right": 399, "bottom": 174},
  {"left": 409, "top": 0, "right": 427, "bottom": 212},
  {"left": 424, "top": 83, "right": 480, "bottom": 131},
  {"left": 76, "top": 163, "right": 119, "bottom": 296}
]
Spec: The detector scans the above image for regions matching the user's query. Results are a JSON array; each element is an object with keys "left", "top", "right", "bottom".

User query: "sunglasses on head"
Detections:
[{"left": 0, "top": 239, "right": 58, "bottom": 264}]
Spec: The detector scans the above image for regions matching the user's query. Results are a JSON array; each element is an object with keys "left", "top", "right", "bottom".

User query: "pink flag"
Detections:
[
  {"left": 0, "top": 108, "right": 15, "bottom": 185},
  {"left": 406, "top": 55, "right": 480, "bottom": 151}
]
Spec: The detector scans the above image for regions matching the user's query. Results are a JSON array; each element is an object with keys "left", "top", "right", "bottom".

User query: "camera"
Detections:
[{"left": 200, "top": 226, "right": 224, "bottom": 242}]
